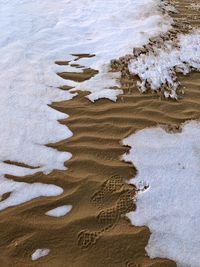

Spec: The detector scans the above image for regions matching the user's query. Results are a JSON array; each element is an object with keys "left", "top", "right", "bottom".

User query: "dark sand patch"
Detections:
[
  {"left": 3, "top": 160, "right": 39, "bottom": 170},
  {"left": 55, "top": 61, "right": 70, "bottom": 66},
  {"left": 57, "top": 68, "right": 98, "bottom": 83}
]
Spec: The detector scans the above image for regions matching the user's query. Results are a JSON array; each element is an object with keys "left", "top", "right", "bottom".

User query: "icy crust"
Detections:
[
  {"left": 31, "top": 249, "right": 50, "bottom": 261},
  {"left": 122, "top": 121, "right": 200, "bottom": 267},
  {"left": 129, "top": 30, "right": 200, "bottom": 99}
]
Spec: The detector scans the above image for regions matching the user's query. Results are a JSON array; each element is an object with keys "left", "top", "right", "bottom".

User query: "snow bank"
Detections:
[
  {"left": 45, "top": 205, "right": 72, "bottom": 217},
  {"left": 129, "top": 30, "right": 200, "bottom": 98},
  {"left": 31, "top": 249, "right": 50, "bottom": 261},
  {"left": 123, "top": 121, "right": 200, "bottom": 267}
]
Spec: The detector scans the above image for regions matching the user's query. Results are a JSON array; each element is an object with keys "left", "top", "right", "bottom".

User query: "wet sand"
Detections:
[{"left": 0, "top": 1, "right": 200, "bottom": 266}]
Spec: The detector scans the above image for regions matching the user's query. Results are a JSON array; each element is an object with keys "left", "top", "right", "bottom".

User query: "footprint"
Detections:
[
  {"left": 91, "top": 189, "right": 105, "bottom": 207},
  {"left": 96, "top": 190, "right": 135, "bottom": 232},
  {"left": 77, "top": 230, "right": 100, "bottom": 249},
  {"left": 104, "top": 175, "right": 124, "bottom": 193},
  {"left": 116, "top": 190, "right": 135, "bottom": 215},
  {"left": 91, "top": 175, "right": 124, "bottom": 206},
  {"left": 97, "top": 207, "right": 119, "bottom": 230}
]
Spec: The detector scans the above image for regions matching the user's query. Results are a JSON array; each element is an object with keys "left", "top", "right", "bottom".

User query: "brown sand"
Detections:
[
  {"left": 0, "top": 1, "right": 200, "bottom": 267},
  {"left": 57, "top": 68, "right": 98, "bottom": 83}
]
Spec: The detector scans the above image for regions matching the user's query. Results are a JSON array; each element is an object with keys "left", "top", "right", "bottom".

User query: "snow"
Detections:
[
  {"left": 45, "top": 205, "right": 72, "bottom": 217},
  {"left": 129, "top": 30, "right": 200, "bottom": 98},
  {"left": 71, "top": 0, "right": 173, "bottom": 98},
  {"left": 87, "top": 89, "right": 123, "bottom": 102},
  {"left": 0, "top": 0, "right": 173, "bottom": 210},
  {"left": 31, "top": 249, "right": 50, "bottom": 261},
  {"left": 122, "top": 121, "right": 200, "bottom": 267},
  {"left": 0, "top": 178, "right": 63, "bottom": 211}
]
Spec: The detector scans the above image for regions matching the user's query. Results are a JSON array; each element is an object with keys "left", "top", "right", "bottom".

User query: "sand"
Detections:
[{"left": 0, "top": 1, "right": 200, "bottom": 266}]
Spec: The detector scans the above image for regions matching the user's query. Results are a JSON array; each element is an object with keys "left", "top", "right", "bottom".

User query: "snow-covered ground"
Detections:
[
  {"left": 123, "top": 121, "right": 200, "bottom": 267},
  {"left": 0, "top": 0, "right": 172, "bottom": 210}
]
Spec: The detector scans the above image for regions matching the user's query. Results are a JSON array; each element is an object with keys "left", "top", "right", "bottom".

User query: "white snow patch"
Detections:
[
  {"left": 129, "top": 30, "right": 200, "bottom": 98},
  {"left": 87, "top": 89, "right": 123, "bottom": 102},
  {"left": 31, "top": 249, "right": 50, "bottom": 261},
  {"left": 0, "top": 177, "right": 63, "bottom": 211},
  {"left": 122, "top": 120, "right": 200, "bottom": 267},
  {"left": 46, "top": 205, "right": 72, "bottom": 217}
]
